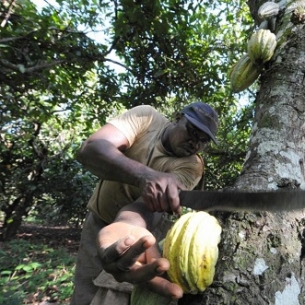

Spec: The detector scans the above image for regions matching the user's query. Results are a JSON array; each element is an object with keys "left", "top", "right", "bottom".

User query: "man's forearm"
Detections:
[
  {"left": 114, "top": 201, "right": 162, "bottom": 232},
  {"left": 76, "top": 139, "right": 154, "bottom": 187}
]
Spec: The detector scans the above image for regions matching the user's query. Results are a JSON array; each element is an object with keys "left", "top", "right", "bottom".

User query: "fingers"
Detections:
[
  {"left": 166, "top": 184, "right": 182, "bottom": 215},
  {"left": 103, "top": 241, "right": 171, "bottom": 284},
  {"left": 98, "top": 224, "right": 183, "bottom": 298},
  {"left": 140, "top": 173, "right": 186, "bottom": 214},
  {"left": 142, "top": 185, "right": 179, "bottom": 213},
  {"left": 146, "top": 277, "right": 184, "bottom": 299},
  {"left": 115, "top": 235, "right": 155, "bottom": 271},
  {"left": 100, "top": 233, "right": 174, "bottom": 285},
  {"left": 119, "top": 257, "right": 170, "bottom": 283},
  {"left": 101, "top": 234, "right": 154, "bottom": 268},
  {"left": 144, "top": 241, "right": 162, "bottom": 262},
  {"left": 148, "top": 192, "right": 169, "bottom": 213},
  {"left": 101, "top": 235, "right": 136, "bottom": 265},
  {"left": 146, "top": 187, "right": 181, "bottom": 214}
]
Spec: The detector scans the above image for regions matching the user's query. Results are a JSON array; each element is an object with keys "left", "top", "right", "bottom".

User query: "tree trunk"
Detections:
[
  {"left": 1, "top": 193, "right": 33, "bottom": 241},
  {"left": 180, "top": 2, "right": 305, "bottom": 304}
]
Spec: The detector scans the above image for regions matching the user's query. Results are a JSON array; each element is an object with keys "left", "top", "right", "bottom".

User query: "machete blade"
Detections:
[{"left": 179, "top": 190, "right": 305, "bottom": 212}]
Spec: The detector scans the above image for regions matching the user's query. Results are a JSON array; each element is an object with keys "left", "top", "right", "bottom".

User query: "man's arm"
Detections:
[
  {"left": 97, "top": 201, "right": 184, "bottom": 299},
  {"left": 76, "top": 123, "right": 152, "bottom": 186},
  {"left": 76, "top": 123, "right": 184, "bottom": 213}
]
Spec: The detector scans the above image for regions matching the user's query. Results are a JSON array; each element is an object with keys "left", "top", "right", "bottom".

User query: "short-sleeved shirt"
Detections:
[{"left": 87, "top": 105, "right": 204, "bottom": 224}]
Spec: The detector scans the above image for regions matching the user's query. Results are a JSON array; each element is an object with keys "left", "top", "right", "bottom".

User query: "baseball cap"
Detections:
[{"left": 181, "top": 102, "right": 219, "bottom": 144}]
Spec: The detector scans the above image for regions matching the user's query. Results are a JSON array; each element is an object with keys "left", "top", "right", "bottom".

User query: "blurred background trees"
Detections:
[{"left": 0, "top": 0, "right": 253, "bottom": 240}]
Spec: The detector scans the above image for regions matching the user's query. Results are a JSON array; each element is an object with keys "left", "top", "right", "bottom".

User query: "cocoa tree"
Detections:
[
  {"left": 179, "top": 1, "right": 305, "bottom": 304},
  {"left": 0, "top": 0, "right": 252, "bottom": 239}
]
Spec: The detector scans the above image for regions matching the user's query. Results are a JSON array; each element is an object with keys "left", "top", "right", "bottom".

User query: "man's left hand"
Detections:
[{"left": 97, "top": 222, "right": 183, "bottom": 299}]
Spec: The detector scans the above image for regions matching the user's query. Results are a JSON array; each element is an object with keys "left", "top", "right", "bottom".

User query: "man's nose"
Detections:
[{"left": 188, "top": 139, "right": 199, "bottom": 149}]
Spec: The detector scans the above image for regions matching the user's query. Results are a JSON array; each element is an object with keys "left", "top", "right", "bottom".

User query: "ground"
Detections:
[
  {"left": 16, "top": 223, "right": 82, "bottom": 254},
  {"left": 1, "top": 223, "right": 82, "bottom": 305}
]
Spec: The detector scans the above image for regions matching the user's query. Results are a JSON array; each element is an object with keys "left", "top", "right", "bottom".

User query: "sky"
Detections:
[
  {"left": 30, "top": 0, "right": 125, "bottom": 73},
  {"left": 29, "top": 0, "right": 250, "bottom": 107},
  {"left": 31, "top": 0, "right": 58, "bottom": 11}
]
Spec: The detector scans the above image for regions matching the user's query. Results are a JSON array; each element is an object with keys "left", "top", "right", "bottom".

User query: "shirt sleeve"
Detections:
[
  {"left": 161, "top": 154, "right": 204, "bottom": 190},
  {"left": 108, "top": 105, "right": 156, "bottom": 147}
]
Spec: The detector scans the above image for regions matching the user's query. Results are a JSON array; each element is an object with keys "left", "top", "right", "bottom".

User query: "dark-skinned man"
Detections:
[{"left": 70, "top": 102, "right": 219, "bottom": 305}]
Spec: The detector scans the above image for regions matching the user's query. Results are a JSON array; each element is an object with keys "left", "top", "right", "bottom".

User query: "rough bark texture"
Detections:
[{"left": 179, "top": 2, "right": 305, "bottom": 304}]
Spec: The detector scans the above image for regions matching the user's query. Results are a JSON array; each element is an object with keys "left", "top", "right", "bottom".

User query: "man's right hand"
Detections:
[
  {"left": 139, "top": 171, "right": 185, "bottom": 215},
  {"left": 77, "top": 123, "right": 186, "bottom": 215}
]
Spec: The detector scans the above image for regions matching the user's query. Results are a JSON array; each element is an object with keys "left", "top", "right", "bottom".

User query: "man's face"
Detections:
[{"left": 169, "top": 115, "right": 211, "bottom": 157}]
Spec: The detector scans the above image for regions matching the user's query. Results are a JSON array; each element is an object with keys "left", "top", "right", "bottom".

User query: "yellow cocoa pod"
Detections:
[
  {"left": 258, "top": 1, "right": 280, "bottom": 19},
  {"left": 247, "top": 29, "right": 277, "bottom": 63},
  {"left": 229, "top": 54, "right": 261, "bottom": 93},
  {"left": 163, "top": 211, "right": 222, "bottom": 294}
]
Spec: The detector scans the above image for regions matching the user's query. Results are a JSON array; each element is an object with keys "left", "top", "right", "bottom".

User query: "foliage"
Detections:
[
  {"left": 113, "top": 0, "right": 254, "bottom": 105},
  {"left": 204, "top": 99, "right": 255, "bottom": 190},
  {"left": 0, "top": 239, "right": 75, "bottom": 304},
  {"left": 0, "top": 103, "right": 99, "bottom": 239},
  {"left": 0, "top": 0, "right": 254, "bottom": 239}
]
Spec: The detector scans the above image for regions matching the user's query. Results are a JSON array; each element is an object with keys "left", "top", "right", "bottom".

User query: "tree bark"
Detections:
[
  {"left": 1, "top": 193, "right": 33, "bottom": 241},
  {"left": 179, "top": 2, "right": 305, "bottom": 304}
]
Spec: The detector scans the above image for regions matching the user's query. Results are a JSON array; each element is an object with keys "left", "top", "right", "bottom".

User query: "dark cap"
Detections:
[{"left": 181, "top": 102, "right": 219, "bottom": 144}]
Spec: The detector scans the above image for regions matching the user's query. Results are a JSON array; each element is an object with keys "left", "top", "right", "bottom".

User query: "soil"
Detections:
[
  {"left": 16, "top": 223, "right": 82, "bottom": 254},
  {"left": 3, "top": 224, "right": 83, "bottom": 305}
]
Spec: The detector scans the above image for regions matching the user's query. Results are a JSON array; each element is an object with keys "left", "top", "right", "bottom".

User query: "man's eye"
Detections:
[
  {"left": 200, "top": 138, "right": 210, "bottom": 144},
  {"left": 191, "top": 129, "right": 197, "bottom": 137}
]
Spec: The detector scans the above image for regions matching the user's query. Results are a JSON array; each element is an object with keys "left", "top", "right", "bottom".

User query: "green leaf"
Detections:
[
  {"left": 17, "top": 64, "right": 26, "bottom": 73},
  {"left": 0, "top": 270, "right": 13, "bottom": 276}
]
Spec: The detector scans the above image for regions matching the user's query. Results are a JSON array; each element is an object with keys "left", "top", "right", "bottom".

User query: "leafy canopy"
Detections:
[{"left": 0, "top": 0, "right": 253, "bottom": 238}]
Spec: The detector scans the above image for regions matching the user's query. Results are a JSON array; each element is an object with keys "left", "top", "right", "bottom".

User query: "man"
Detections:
[{"left": 71, "top": 102, "right": 218, "bottom": 305}]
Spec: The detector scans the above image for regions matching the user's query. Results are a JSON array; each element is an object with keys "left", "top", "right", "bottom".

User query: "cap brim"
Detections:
[{"left": 184, "top": 114, "right": 218, "bottom": 144}]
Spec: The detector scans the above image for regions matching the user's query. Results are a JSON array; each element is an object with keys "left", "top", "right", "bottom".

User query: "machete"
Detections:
[{"left": 179, "top": 189, "right": 305, "bottom": 212}]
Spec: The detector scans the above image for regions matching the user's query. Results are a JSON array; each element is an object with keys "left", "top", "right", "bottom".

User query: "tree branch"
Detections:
[
  {"left": 1, "top": 0, "right": 17, "bottom": 28},
  {"left": 104, "top": 57, "right": 130, "bottom": 72},
  {"left": 0, "top": 59, "right": 65, "bottom": 73}
]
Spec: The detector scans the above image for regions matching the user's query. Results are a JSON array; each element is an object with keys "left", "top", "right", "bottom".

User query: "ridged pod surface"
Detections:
[
  {"left": 247, "top": 29, "right": 277, "bottom": 63},
  {"left": 163, "top": 211, "right": 222, "bottom": 294},
  {"left": 229, "top": 54, "right": 261, "bottom": 93},
  {"left": 258, "top": 1, "right": 280, "bottom": 19}
]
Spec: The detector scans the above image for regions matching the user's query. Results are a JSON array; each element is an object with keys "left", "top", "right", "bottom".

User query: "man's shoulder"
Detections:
[
  {"left": 108, "top": 105, "right": 167, "bottom": 147},
  {"left": 128, "top": 105, "right": 168, "bottom": 127},
  {"left": 187, "top": 153, "right": 204, "bottom": 169},
  {"left": 130, "top": 105, "right": 160, "bottom": 117}
]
